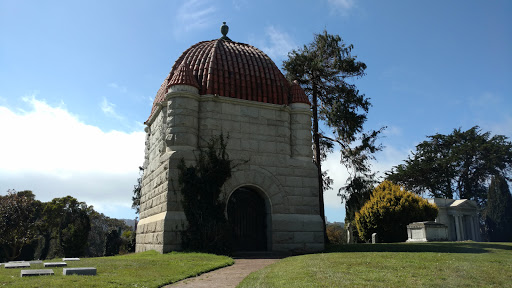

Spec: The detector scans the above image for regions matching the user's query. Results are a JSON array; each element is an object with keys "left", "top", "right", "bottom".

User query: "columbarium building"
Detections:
[{"left": 136, "top": 23, "right": 324, "bottom": 253}]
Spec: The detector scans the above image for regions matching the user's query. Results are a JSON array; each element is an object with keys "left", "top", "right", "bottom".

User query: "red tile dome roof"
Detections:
[
  {"left": 168, "top": 62, "right": 199, "bottom": 89},
  {"left": 147, "top": 31, "right": 309, "bottom": 122}
]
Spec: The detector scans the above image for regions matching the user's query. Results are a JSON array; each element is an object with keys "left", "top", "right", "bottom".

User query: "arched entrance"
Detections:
[{"left": 227, "top": 187, "right": 268, "bottom": 251}]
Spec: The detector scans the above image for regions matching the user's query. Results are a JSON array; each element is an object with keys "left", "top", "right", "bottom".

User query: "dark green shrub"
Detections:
[
  {"left": 326, "top": 223, "right": 346, "bottom": 244},
  {"left": 355, "top": 181, "right": 438, "bottom": 242},
  {"left": 104, "top": 229, "right": 121, "bottom": 256}
]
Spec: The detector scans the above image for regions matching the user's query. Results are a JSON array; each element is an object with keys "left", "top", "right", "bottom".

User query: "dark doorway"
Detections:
[{"left": 227, "top": 187, "right": 267, "bottom": 251}]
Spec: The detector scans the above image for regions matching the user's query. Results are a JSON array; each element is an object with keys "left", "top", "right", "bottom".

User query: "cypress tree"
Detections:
[{"left": 485, "top": 175, "right": 512, "bottom": 242}]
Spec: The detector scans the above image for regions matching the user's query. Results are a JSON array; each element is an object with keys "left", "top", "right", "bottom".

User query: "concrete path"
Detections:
[{"left": 165, "top": 257, "right": 281, "bottom": 288}]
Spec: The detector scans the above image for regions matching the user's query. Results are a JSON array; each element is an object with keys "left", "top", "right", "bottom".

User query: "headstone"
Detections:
[
  {"left": 44, "top": 262, "right": 67, "bottom": 267},
  {"left": 63, "top": 267, "right": 97, "bottom": 276},
  {"left": 63, "top": 258, "right": 80, "bottom": 261},
  {"left": 5, "top": 262, "right": 30, "bottom": 269},
  {"left": 21, "top": 269, "right": 54, "bottom": 277},
  {"left": 372, "top": 233, "right": 378, "bottom": 244},
  {"left": 346, "top": 223, "right": 353, "bottom": 244}
]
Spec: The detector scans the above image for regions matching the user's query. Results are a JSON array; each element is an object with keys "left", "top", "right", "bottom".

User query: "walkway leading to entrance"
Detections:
[{"left": 166, "top": 257, "right": 281, "bottom": 288}]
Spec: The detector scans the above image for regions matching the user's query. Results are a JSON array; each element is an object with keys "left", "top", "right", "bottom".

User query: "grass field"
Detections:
[
  {"left": 0, "top": 250, "right": 233, "bottom": 288},
  {"left": 238, "top": 242, "right": 512, "bottom": 288}
]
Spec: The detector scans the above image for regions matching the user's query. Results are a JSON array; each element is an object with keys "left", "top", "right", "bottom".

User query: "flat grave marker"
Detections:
[
  {"left": 44, "top": 262, "right": 67, "bottom": 267},
  {"left": 5, "top": 263, "right": 30, "bottom": 269},
  {"left": 62, "top": 258, "right": 80, "bottom": 261},
  {"left": 21, "top": 269, "right": 54, "bottom": 277},
  {"left": 63, "top": 267, "right": 97, "bottom": 276}
]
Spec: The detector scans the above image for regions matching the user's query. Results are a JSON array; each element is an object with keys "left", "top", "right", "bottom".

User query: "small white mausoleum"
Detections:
[
  {"left": 428, "top": 198, "right": 481, "bottom": 241},
  {"left": 407, "top": 198, "right": 481, "bottom": 242}
]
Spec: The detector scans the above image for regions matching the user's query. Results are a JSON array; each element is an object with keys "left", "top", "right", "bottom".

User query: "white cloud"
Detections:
[
  {"left": 382, "top": 125, "right": 402, "bottom": 137},
  {"left": 321, "top": 144, "right": 409, "bottom": 209},
  {"left": 174, "top": 0, "right": 217, "bottom": 36},
  {"left": 101, "top": 97, "right": 123, "bottom": 120},
  {"left": 481, "top": 117, "right": 512, "bottom": 139},
  {"left": 323, "top": 150, "right": 350, "bottom": 208},
  {"left": 469, "top": 91, "right": 501, "bottom": 108},
  {"left": 232, "top": 0, "right": 248, "bottom": 10},
  {"left": 371, "top": 145, "right": 412, "bottom": 178},
  {"left": 108, "top": 82, "right": 127, "bottom": 93},
  {"left": 259, "top": 26, "right": 297, "bottom": 62},
  {"left": 0, "top": 96, "right": 145, "bottom": 219},
  {"left": 327, "top": 0, "right": 356, "bottom": 15},
  {"left": 321, "top": 141, "right": 412, "bottom": 223}
]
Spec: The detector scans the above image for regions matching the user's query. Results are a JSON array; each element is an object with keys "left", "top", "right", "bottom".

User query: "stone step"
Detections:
[
  {"left": 5, "top": 263, "right": 30, "bottom": 269},
  {"left": 63, "top": 267, "right": 97, "bottom": 276},
  {"left": 21, "top": 269, "right": 54, "bottom": 277},
  {"left": 44, "top": 262, "right": 67, "bottom": 267}
]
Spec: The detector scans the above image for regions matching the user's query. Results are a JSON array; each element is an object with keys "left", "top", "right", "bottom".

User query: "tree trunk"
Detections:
[{"left": 312, "top": 82, "right": 327, "bottom": 243}]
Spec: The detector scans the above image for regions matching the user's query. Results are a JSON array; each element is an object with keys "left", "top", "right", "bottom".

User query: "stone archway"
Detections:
[{"left": 227, "top": 187, "right": 268, "bottom": 251}]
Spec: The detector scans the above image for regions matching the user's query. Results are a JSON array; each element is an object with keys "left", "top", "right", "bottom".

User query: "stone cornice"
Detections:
[
  {"left": 199, "top": 94, "right": 291, "bottom": 112},
  {"left": 145, "top": 93, "right": 312, "bottom": 127}
]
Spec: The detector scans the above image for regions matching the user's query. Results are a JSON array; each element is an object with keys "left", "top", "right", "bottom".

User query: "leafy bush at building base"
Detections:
[
  {"left": 355, "top": 181, "right": 438, "bottom": 242},
  {"left": 178, "top": 134, "right": 232, "bottom": 255}
]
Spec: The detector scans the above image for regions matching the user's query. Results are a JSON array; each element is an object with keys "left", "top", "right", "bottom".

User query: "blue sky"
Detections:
[{"left": 1, "top": 0, "right": 511, "bottom": 222}]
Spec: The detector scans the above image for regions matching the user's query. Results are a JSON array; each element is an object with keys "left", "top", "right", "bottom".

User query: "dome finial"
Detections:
[{"left": 220, "top": 22, "right": 231, "bottom": 41}]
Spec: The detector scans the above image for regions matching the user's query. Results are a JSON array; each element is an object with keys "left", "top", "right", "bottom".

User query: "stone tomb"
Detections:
[
  {"left": 63, "top": 267, "right": 97, "bottom": 276},
  {"left": 21, "top": 269, "right": 54, "bottom": 277},
  {"left": 407, "top": 221, "right": 448, "bottom": 242},
  {"left": 428, "top": 198, "right": 480, "bottom": 241},
  {"left": 137, "top": 23, "right": 324, "bottom": 254}
]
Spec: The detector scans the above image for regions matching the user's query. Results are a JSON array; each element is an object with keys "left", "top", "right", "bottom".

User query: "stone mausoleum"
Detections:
[
  {"left": 407, "top": 198, "right": 481, "bottom": 242},
  {"left": 428, "top": 198, "right": 481, "bottom": 241},
  {"left": 136, "top": 23, "right": 324, "bottom": 253}
]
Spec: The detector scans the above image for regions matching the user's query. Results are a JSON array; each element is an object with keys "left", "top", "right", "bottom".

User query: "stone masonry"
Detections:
[{"left": 137, "top": 84, "right": 324, "bottom": 253}]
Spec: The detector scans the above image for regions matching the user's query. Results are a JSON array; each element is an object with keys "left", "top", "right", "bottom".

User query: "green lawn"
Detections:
[
  {"left": 0, "top": 250, "right": 233, "bottom": 288},
  {"left": 238, "top": 242, "right": 512, "bottom": 288}
]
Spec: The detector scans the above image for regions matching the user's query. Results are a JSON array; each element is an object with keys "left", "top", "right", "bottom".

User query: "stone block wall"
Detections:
[{"left": 137, "top": 88, "right": 324, "bottom": 253}]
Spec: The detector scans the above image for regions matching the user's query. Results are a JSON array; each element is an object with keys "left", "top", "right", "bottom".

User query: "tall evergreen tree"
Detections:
[
  {"left": 485, "top": 175, "right": 512, "bottom": 242},
  {"left": 283, "top": 30, "right": 384, "bottom": 233},
  {"left": 132, "top": 166, "right": 144, "bottom": 214},
  {"left": 387, "top": 126, "right": 512, "bottom": 206},
  {"left": 42, "top": 196, "right": 91, "bottom": 257}
]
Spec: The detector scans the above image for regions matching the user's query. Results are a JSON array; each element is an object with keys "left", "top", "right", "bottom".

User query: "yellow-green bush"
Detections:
[{"left": 355, "top": 181, "right": 438, "bottom": 242}]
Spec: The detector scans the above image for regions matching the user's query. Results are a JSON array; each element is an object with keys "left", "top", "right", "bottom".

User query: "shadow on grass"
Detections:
[{"left": 325, "top": 242, "right": 512, "bottom": 254}]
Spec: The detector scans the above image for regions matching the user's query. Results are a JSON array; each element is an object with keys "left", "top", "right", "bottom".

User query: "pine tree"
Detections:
[{"left": 283, "top": 30, "right": 384, "bottom": 235}]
